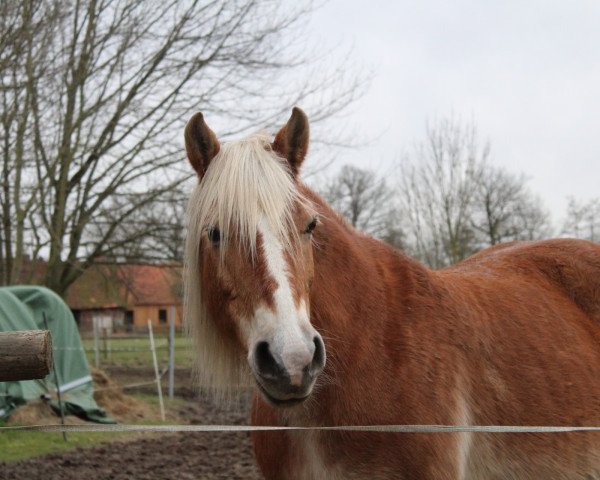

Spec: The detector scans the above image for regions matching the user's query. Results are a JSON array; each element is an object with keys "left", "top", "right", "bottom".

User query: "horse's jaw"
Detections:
[{"left": 255, "top": 380, "right": 313, "bottom": 407}]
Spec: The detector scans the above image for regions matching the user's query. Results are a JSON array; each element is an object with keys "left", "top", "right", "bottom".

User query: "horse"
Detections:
[{"left": 183, "top": 107, "right": 600, "bottom": 479}]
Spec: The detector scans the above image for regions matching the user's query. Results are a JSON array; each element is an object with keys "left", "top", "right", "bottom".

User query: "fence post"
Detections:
[
  {"left": 148, "top": 320, "right": 165, "bottom": 421},
  {"left": 0, "top": 330, "right": 53, "bottom": 381},
  {"left": 43, "top": 313, "right": 67, "bottom": 442},
  {"left": 93, "top": 317, "right": 100, "bottom": 369},
  {"left": 102, "top": 327, "right": 108, "bottom": 361},
  {"left": 168, "top": 305, "right": 175, "bottom": 399}
]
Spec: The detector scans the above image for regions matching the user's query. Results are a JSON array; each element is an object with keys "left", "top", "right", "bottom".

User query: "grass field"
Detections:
[
  {"left": 0, "top": 394, "right": 187, "bottom": 462},
  {"left": 80, "top": 333, "right": 193, "bottom": 368}
]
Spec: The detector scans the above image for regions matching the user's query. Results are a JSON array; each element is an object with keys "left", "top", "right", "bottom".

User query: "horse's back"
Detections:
[{"left": 448, "top": 238, "right": 600, "bottom": 325}]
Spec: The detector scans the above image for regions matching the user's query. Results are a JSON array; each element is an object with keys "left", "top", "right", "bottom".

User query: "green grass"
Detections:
[
  {"left": 0, "top": 427, "right": 132, "bottom": 462},
  {"left": 0, "top": 394, "right": 182, "bottom": 463},
  {"left": 80, "top": 333, "right": 193, "bottom": 368}
]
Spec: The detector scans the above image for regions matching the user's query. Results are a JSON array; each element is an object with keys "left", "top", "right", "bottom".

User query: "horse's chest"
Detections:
[{"left": 290, "top": 432, "right": 347, "bottom": 480}]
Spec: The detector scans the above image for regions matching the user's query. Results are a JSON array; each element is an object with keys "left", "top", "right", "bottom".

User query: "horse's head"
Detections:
[{"left": 184, "top": 108, "right": 325, "bottom": 407}]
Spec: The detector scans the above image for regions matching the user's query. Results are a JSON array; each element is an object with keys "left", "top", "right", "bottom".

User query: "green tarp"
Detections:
[{"left": 0, "top": 286, "right": 114, "bottom": 423}]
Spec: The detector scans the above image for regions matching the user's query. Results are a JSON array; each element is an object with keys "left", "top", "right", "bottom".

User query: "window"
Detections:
[
  {"left": 125, "top": 310, "right": 134, "bottom": 332},
  {"left": 158, "top": 309, "right": 167, "bottom": 324}
]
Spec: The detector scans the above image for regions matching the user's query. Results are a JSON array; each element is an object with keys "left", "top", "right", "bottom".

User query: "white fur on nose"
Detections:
[
  {"left": 253, "top": 218, "right": 315, "bottom": 386},
  {"left": 279, "top": 329, "right": 315, "bottom": 386}
]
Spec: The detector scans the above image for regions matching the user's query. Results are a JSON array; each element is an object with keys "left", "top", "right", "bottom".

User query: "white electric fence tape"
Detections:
[{"left": 2, "top": 424, "right": 600, "bottom": 433}]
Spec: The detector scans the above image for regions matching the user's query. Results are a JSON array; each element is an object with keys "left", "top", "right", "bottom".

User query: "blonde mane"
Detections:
[{"left": 184, "top": 132, "right": 307, "bottom": 397}]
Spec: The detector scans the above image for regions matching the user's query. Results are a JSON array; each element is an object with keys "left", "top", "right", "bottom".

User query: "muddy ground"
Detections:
[{"left": 0, "top": 368, "right": 264, "bottom": 480}]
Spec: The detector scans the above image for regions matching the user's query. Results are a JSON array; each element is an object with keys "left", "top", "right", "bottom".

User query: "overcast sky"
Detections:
[{"left": 307, "top": 0, "right": 600, "bottom": 225}]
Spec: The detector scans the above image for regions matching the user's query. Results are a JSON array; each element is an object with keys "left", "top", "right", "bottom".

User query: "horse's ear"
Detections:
[
  {"left": 184, "top": 112, "right": 220, "bottom": 179},
  {"left": 272, "top": 107, "right": 309, "bottom": 177}
]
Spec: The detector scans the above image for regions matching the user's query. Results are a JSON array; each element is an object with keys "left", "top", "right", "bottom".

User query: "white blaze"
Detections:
[{"left": 248, "top": 218, "right": 314, "bottom": 385}]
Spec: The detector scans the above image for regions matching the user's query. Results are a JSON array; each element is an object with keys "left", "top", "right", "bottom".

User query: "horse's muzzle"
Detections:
[{"left": 251, "top": 334, "right": 325, "bottom": 406}]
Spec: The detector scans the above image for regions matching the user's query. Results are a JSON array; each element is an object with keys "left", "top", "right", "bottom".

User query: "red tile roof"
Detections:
[{"left": 66, "top": 264, "right": 182, "bottom": 310}]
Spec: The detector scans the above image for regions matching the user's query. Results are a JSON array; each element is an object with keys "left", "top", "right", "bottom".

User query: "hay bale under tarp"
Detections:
[
  {"left": 7, "top": 368, "right": 160, "bottom": 424},
  {"left": 6, "top": 400, "right": 87, "bottom": 425},
  {"left": 0, "top": 286, "right": 113, "bottom": 423},
  {"left": 90, "top": 367, "right": 157, "bottom": 422}
]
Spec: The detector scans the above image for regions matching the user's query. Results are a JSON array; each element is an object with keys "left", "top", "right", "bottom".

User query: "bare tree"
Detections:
[
  {"left": 472, "top": 166, "right": 551, "bottom": 246},
  {"left": 0, "top": 1, "right": 61, "bottom": 285},
  {"left": 318, "top": 165, "right": 404, "bottom": 248},
  {"left": 398, "top": 117, "right": 552, "bottom": 268},
  {"left": 95, "top": 188, "right": 188, "bottom": 263},
  {"left": 562, "top": 197, "right": 600, "bottom": 242},
  {"left": 398, "top": 117, "right": 486, "bottom": 267},
  {"left": 0, "top": 0, "right": 364, "bottom": 295}
]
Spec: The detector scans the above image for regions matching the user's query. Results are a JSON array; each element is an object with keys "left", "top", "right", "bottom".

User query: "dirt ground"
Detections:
[{"left": 0, "top": 368, "right": 264, "bottom": 480}]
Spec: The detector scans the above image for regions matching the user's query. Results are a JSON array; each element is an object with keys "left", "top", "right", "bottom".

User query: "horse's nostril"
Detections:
[
  {"left": 254, "top": 341, "right": 282, "bottom": 379},
  {"left": 311, "top": 335, "right": 325, "bottom": 372}
]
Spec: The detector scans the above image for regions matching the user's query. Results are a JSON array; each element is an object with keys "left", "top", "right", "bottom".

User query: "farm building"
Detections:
[{"left": 66, "top": 264, "right": 182, "bottom": 333}]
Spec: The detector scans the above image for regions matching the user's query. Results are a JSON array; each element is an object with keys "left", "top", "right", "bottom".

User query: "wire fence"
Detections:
[
  {"left": 0, "top": 321, "right": 183, "bottom": 401},
  {"left": 77, "top": 321, "right": 192, "bottom": 371},
  {"left": 7, "top": 321, "right": 600, "bottom": 437},
  {"left": 0, "top": 368, "right": 167, "bottom": 398},
  {"left": 2, "top": 423, "right": 600, "bottom": 434}
]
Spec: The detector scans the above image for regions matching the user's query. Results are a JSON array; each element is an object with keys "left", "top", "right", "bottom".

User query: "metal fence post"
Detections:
[
  {"left": 43, "top": 312, "right": 67, "bottom": 442},
  {"left": 102, "top": 327, "right": 108, "bottom": 361},
  {"left": 93, "top": 317, "right": 100, "bottom": 369},
  {"left": 168, "top": 305, "right": 175, "bottom": 399}
]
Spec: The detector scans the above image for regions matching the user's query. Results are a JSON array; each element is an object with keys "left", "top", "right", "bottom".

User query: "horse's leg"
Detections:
[
  {"left": 391, "top": 435, "right": 470, "bottom": 480},
  {"left": 337, "top": 431, "right": 466, "bottom": 480}
]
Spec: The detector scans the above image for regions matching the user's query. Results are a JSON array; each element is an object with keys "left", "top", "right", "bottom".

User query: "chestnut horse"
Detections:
[{"left": 183, "top": 108, "right": 600, "bottom": 479}]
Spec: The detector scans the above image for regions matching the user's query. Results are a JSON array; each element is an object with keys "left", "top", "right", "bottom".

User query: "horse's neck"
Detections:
[
  {"left": 311, "top": 197, "right": 429, "bottom": 312},
  {"left": 308, "top": 200, "right": 433, "bottom": 396}
]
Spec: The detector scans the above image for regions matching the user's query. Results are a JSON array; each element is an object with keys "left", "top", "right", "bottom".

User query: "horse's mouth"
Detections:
[{"left": 256, "top": 381, "right": 311, "bottom": 407}]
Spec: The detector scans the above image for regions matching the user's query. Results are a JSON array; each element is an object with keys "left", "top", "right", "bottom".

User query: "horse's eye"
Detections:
[
  {"left": 207, "top": 227, "right": 220, "bottom": 245},
  {"left": 305, "top": 218, "right": 317, "bottom": 235}
]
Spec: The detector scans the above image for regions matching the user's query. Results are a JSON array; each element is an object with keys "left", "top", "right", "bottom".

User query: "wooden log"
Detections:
[{"left": 0, "top": 330, "right": 53, "bottom": 382}]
